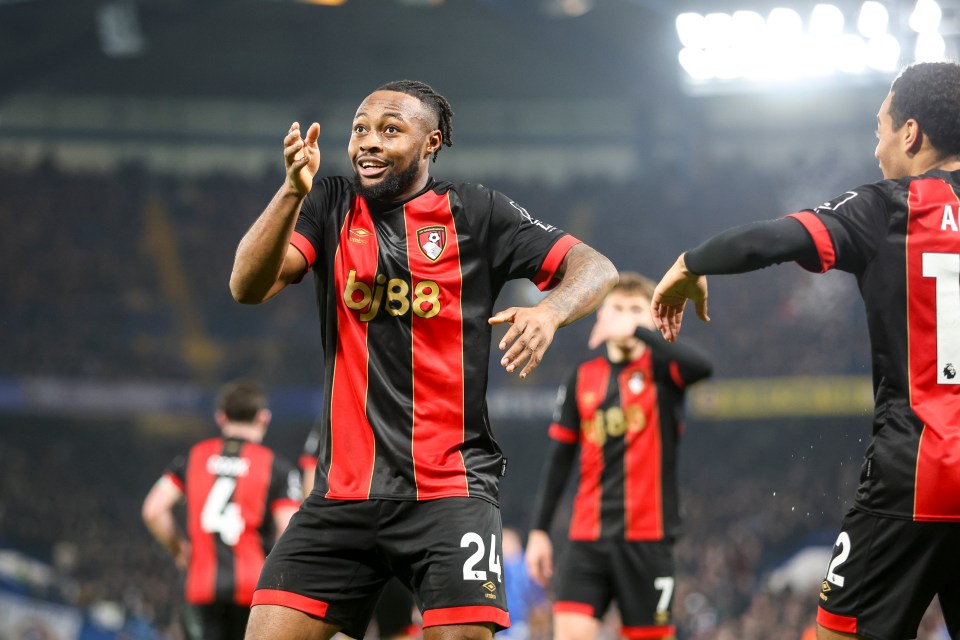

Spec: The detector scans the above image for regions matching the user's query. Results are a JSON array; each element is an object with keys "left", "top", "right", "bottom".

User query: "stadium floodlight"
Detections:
[
  {"left": 909, "top": 0, "right": 942, "bottom": 33},
  {"left": 678, "top": 46, "right": 715, "bottom": 80},
  {"left": 810, "top": 4, "right": 845, "bottom": 39},
  {"left": 835, "top": 33, "right": 869, "bottom": 73},
  {"left": 731, "top": 10, "right": 766, "bottom": 42},
  {"left": 767, "top": 7, "right": 803, "bottom": 38},
  {"left": 866, "top": 33, "right": 902, "bottom": 71},
  {"left": 676, "top": 12, "right": 708, "bottom": 49},
  {"left": 673, "top": 1, "right": 950, "bottom": 94},
  {"left": 915, "top": 31, "right": 947, "bottom": 61},
  {"left": 857, "top": 1, "right": 889, "bottom": 39},
  {"left": 703, "top": 12, "right": 736, "bottom": 49},
  {"left": 713, "top": 45, "right": 743, "bottom": 80}
]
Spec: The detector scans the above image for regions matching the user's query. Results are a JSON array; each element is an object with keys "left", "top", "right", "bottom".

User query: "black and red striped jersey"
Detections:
[
  {"left": 787, "top": 169, "right": 960, "bottom": 522},
  {"left": 530, "top": 328, "right": 712, "bottom": 541},
  {"left": 164, "top": 437, "right": 301, "bottom": 605},
  {"left": 291, "top": 176, "right": 578, "bottom": 505}
]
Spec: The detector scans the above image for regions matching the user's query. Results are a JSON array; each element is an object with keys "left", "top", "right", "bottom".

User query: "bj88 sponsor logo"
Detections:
[{"left": 343, "top": 269, "right": 441, "bottom": 321}]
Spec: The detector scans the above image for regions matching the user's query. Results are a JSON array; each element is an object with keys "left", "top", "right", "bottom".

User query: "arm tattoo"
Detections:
[{"left": 541, "top": 243, "right": 617, "bottom": 327}]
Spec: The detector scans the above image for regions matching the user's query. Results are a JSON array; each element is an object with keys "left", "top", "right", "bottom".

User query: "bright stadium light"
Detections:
[
  {"left": 857, "top": 1, "right": 889, "bottom": 39},
  {"left": 673, "top": 1, "right": 938, "bottom": 93},
  {"left": 806, "top": 35, "right": 842, "bottom": 75},
  {"left": 810, "top": 4, "right": 845, "bottom": 38},
  {"left": 703, "top": 12, "right": 736, "bottom": 49},
  {"left": 915, "top": 31, "right": 947, "bottom": 61},
  {"left": 767, "top": 7, "right": 803, "bottom": 38},
  {"left": 909, "top": 0, "right": 942, "bottom": 33},
  {"left": 678, "top": 46, "right": 715, "bottom": 80},
  {"left": 835, "top": 33, "right": 868, "bottom": 73},
  {"left": 731, "top": 10, "right": 765, "bottom": 42},
  {"left": 676, "top": 12, "right": 708, "bottom": 49},
  {"left": 713, "top": 45, "right": 742, "bottom": 80},
  {"left": 866, "top": 33, "right": 902, "bottom": 71}
]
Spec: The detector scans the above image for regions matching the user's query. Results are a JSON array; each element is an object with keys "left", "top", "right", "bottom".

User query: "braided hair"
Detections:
[{"left": 377, "top": 80, "right": 454, "bottom": 162}]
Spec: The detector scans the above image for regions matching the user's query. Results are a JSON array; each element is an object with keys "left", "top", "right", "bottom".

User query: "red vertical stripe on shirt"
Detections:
[
  {"left": 906, "top": 178, "right": 960, "bottom": 520},
  {"left": 621, "top": 355, "right": 663, "bottom": 540},
  {"left": 231, "top": 443, "right": 270, "bottom": 605},
  {"left": 328, "top": 198, "right": 378, "bottom": 498},
  {"left": 184, "top": 439, "right": 220, "bottom": 604},
  {"left": 403, "top": 191, "right": 469, "bottom": 498},
  {"left": 570, "top": 358, "right": 609, "bottom": 540}
]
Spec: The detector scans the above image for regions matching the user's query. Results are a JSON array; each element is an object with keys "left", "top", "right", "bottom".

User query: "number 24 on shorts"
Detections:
[{"left": 461, "top": 532, "right": 502, "bottom": 583}]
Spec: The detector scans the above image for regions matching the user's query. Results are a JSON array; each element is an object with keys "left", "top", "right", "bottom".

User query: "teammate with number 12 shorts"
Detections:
[{"left": 652, "top": 62, "right": 960, "bottom": 640}]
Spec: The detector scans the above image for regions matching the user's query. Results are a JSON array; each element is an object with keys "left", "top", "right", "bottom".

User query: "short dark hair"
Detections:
[
  {"left": 216, "top": 379, "right": 267, "bottom": 423},
  {"left": 377, "top": 80, "right": 454, "bottom": 162},
  {"left": 611, "top": 271, "right": 656, "bottom": 302},
  {"left": 889, "top": 61, "right": 960, "bottom": 158}
]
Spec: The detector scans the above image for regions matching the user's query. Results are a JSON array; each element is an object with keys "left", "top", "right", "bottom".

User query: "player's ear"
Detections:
[
  {"left": 255, "top": 408, "right": 272, "bottom": 429},
  {"left": 904, "top": 118, "right": 923, "bottom": 154},
  {"left": 214, "top": 410, "right": 228, "bottom": 429},
  {"left": 424, "top": 129, "right": 442, "bottom": 158}
]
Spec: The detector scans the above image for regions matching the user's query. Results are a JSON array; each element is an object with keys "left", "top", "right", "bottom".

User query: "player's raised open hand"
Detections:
[
  {"left": 489, "top": 304, "right": 564, "bottom": 379},
  {"left": 284, "top": 121, "right": 321, "bottom": 197},
  {"left": 651, "top": 253, "right": 710, "bottom": 342}
]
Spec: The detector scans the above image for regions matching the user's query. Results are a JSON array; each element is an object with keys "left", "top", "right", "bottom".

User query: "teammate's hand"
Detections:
[
  {"left": 488, "top": 305, "right": 563, "bottom": 379},
  {"left": 525, "top": 529, "right": 553, "bottom": 588},
  {"left": 173, "top": 538, "right": 191, "bottom": 570},
  {"left": 284, "top": 121, "right": 321, "bottom": 197},
  {"left": 651, "top": 253, "right": 710, "bottom": 342}
]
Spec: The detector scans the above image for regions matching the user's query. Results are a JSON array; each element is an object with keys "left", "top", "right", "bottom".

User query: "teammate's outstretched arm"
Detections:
[
  {"left": 652, "top": 217, "right": 819, "bottom": 341},
  {"left": 230, "top": 122, "right": 320, "bottom": 304},
  {"left": 490, "top": 242, "right": 617, "bottom": 378}
]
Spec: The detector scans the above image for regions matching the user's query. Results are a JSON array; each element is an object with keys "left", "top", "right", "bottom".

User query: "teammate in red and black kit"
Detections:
[
  {"left": 525, "top": 272, "right": 712, "bottom": 640},
  {"left": 229, "top": 80, "right": 617, "bottom": 640},
  {"left": 300, "top": 427, "right": 421, "bottom": 640},
  {"left": 651, "top": 62, "right": 960, "bottom": 640},
  {"left": 142, "top": 380, "right": 302, "bottom": 640}
]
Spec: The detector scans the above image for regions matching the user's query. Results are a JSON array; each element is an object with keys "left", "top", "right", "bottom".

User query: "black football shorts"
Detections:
[
  {"left": 253, "top": 494, "right": 509, "bottom": 638},
  {"left": 373, "top": 577, "right": 418, "bottom": 638},
  {"left": 553, "top": 539, "right": 676, "bottom": 638},
  {"left": 817, "top": 508, "right": 960, "bottom": 640}
]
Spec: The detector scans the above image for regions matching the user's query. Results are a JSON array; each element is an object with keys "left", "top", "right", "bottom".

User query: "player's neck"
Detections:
[
  {"left": 220, "top": 423, "right": 265, "bottom": 443},
  {"left": 914, "top": 150, "right": 960, "bottom": 175}
]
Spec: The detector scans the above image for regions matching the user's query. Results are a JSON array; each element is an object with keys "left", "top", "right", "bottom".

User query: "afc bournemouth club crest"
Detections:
[{"left": 417, "top": 225, "right": 446, "bottom": 262}]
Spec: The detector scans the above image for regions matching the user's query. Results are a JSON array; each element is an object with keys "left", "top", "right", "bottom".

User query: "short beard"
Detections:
[{"left": 352, "top": 159, "right": 422, "bottom": 204}]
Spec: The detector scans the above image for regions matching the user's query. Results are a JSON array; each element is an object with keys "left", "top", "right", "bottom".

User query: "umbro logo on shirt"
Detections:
[{"left": 349, "top": 228, "right": 374, "bottom": 244}]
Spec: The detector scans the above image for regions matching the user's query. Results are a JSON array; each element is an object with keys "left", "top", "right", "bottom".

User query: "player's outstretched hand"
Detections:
[
  {"left": 488, "top": 305, "right": 563, "bottom": 379},
  {"left": 651, "top": 253, "right": 710, "bottom": 342},
  {"left": 284, "top": 121, "right": 321, "bottom": 197},
  {"left": 525, "top": 530, "right": 554, "bottom": 588}
]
